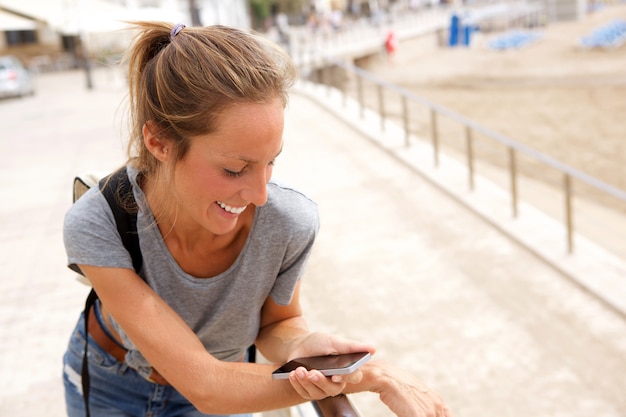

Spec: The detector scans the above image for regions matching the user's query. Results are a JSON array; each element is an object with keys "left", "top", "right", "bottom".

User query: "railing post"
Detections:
[
  {"left": 341, "top": 69, "right": 347, "bottom": 108},
  {"left": 356, "top": 75, "right": 364, "bottom": 119},
  {"left": 377, "top": 84, "right": 385, "bottom": 132},
  {"left": 508, "top": 147, "right": 518, "bottom": 218},
  {"left": 402, "top": 95, "right": 410, "bottom": 146},
  {"left": 430, "top": 108, "right": 439, "bottom": 167},
  {"left": 564, "top": 173, "right": 574, "bottom": 253},
  {"left": 325, "top": 64, "right": 332, "bottom": 97},
  {"left": 465, "top": 126, "right": 474, "bottom": 190}
]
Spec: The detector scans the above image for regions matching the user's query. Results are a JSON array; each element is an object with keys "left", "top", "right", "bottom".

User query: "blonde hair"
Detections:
[{"left": 124, "top": 21, "right": 296, "bottom": 174}]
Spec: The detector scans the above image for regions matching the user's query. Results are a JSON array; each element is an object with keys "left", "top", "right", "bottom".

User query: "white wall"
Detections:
[{"left": 198, "top": 0, "right": 250, "bottom": 29}]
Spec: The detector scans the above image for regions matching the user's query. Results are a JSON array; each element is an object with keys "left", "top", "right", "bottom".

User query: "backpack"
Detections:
[{"left": 70, "top": 167, "right": 255, "bottom": 417}]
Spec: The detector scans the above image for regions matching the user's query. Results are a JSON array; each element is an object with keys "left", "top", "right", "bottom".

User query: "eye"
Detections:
[{"left": 224, "top": 168, "right": 244, "bottom": 178}]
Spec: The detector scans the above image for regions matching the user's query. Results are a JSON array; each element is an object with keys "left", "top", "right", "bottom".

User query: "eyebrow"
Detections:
[{"left": 231, "top": 145, "right": 283, "bottom": 164}]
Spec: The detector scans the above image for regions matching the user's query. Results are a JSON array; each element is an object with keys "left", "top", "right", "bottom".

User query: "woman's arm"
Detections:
[
  {"left": 80, "top": 265, "right": 305, "bottom": 414},
  {"left": 255, "top": 282, "right": 375, "bottom": 364},
  {"left": 256, "top": 283, "right": 451, "bottom": 417},
  {"left": 348, "top": 361, "right": 451, "bottom": 417},
  {"left": 83, "top": 265, "right": 451, "bottom": 416},
  {"left": 254, "top": 282, "right": 310, "bottom": 363},
  {"left": 80, "top": 264, "right": 319, "bottom": 414}
]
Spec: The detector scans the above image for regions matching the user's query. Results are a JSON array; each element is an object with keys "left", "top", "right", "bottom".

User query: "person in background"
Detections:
[
  {"left": 275, "top": 9, "right": 290, "bottom": 48},
  {"left": 62, "top": 21, "right": 452, "bottom": 417}
]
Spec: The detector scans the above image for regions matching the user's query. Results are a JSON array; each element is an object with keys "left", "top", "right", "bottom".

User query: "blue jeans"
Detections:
[{"left": 62, "top": 311, "right": 251, "bottom": 417}]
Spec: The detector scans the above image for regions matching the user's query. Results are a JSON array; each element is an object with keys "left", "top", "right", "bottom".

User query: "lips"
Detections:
[{"left": 217, "top": 201, "right": 248, "bottom": 215}]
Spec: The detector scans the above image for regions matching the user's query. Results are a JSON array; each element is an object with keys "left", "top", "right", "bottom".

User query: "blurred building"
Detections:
[{"left": 0, "top": 0, "right": 250, "bottom": 70}]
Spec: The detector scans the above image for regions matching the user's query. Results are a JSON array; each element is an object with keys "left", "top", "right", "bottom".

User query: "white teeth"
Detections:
[{"left": 217, "top": 201, "right": 247, "bottom": 215}]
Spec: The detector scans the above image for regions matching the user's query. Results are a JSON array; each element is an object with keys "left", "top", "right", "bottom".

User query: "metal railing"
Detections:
[
  {"left": 300, "top": 57, "right": 626, "bottom": 255},
  {"left": 268, "top": 395, "right": 359, "bottom": 417},
  {"left": 313, "top": 395, "right": 360, "bottom": 417},
  {"left": 286, "top": 8, "right": 450, "bottom": 69}
]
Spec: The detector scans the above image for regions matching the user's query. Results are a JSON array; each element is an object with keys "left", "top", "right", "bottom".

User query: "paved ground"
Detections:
[{"left": 1, "top": 68, "right": 626, "bottom": 417}]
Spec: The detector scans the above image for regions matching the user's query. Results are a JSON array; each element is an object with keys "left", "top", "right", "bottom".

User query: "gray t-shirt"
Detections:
[{"left": 64, "top": 165, "right": 319, "bottom": 377}]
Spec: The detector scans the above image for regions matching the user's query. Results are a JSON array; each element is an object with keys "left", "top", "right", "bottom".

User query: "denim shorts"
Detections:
[{"left": 62, "top": 311, "right": 252, "bottom": 417}]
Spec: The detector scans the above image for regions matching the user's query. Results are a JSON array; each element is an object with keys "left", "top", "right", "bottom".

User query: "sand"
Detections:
[{"left": 360, "top": 4, "right": 626, "bottom": 209}]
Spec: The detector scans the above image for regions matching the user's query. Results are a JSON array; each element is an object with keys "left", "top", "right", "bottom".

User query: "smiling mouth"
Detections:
[{"left": 217, "top": 201, "right": 248, "bottom": 215}]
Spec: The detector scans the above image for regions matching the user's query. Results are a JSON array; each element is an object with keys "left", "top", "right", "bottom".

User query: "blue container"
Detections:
[
  {"left": 449, "top": 14, "right": 460, "bottom": 47},
  {"left": 463, "top": 25, "right": 473, "bottom": 46}
]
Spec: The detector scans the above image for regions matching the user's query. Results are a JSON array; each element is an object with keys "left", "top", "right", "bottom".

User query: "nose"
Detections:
[{"left": 241, "top": 166, "right": 272, "bottom": 206}]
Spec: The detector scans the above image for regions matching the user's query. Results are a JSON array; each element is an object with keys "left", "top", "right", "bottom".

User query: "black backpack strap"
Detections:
[
  {"left": 81, "top": 166, "right": 142, "bottom": 417},
  {"left": 98, "top": 167, "right": 143, "bottom": 274},
  {"left": 81, "top": 289, "right": 98, "bottom": 417}
]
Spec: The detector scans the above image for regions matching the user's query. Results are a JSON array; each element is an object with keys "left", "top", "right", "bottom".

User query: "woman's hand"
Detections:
[
  {"left": 287, "top": 331, "right": 376, "bottom": 361},
  {"left": 285, "top": 332, "right": 375, "bottom": 400},
  {"left": 363, "top": 360, "right": 452, "bottom": 417},
  {"left": 287, "top": 367, "right": 358, "bottom": 400}
]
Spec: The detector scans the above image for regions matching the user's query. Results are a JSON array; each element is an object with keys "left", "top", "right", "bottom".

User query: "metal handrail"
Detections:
[
  {"left": 313, "top": 395, "right": 361, "bottom": 417},
  {"left": 300, "top": 57, "right": 626, "bottom": 255}
]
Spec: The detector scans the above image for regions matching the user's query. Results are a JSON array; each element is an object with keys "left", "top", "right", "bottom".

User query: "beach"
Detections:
[{"left": 361, "top": 4, "right": 626, "bottom": 203}]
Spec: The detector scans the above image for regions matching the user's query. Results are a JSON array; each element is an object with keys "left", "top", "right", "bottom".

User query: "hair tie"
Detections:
[{"left": 170, "top": 23, "right": 186, "bottom": 40}]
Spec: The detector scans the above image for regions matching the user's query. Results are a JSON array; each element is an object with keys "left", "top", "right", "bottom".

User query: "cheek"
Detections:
[
  {"left": 174, "top": 160, "right": 219, "bottom": 201},
  {"left": 191, "top": 172, "right": 228, "bottom": 201}
]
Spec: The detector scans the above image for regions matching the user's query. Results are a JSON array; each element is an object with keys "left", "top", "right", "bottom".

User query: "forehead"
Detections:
[
  {"left": 196, "top": 99, "right": 285, "bottom": 161},
  {"left": 218, "top": 99, "right": 284, "bottom": 126}
]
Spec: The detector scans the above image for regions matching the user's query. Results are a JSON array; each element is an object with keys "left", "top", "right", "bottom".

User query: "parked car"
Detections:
[{"left": 0, "top": 55, "right": 35, "bottom": 99}]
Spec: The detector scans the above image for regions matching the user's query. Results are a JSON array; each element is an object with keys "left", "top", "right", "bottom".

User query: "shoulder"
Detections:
[
  {"left": 267, "top": 181, "right": 317, "bottom": 209},
  {"left": 63, "top": 171, "right": 136, "bottom": 270},
  {"left": 262, "top": 181, "right": 320, "bottom": 233},
  {"left": 64, "top": 183, "right": 119, "bottom": 252},
  {"left": 266, "top": 181, "right": 318, "bottom": 218},
  {"left": 64, "top": 166, "right": 138, "bottom": 241},
  {"left": 65, "top": 184, "right": 113, "bottom": 229}
]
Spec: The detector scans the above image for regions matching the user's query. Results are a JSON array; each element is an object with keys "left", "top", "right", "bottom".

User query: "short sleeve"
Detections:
[
  {"left": 64, "top": 186, "right": 135, "bottom": 273},
  {"left": 263, "top": 183, "right": 320, "bottom": 305}
]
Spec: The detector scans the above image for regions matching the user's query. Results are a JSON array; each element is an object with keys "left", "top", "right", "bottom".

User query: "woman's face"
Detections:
[{"left": 172, "top": 98, "right": 285, "bottom": 236}]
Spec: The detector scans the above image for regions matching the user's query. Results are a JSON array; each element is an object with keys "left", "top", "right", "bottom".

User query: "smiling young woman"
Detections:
[{"left": 61, "top": 21, "right": 451, "bottom": 417}]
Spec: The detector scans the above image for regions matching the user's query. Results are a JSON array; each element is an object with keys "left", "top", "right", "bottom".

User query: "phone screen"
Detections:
[{"left": 272, "top": 352, "right": 371, "bottom": 379}]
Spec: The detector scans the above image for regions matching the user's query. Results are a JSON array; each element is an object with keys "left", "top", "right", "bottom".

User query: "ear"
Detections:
[{"left": 143, "top": 121, "right": 172, "bottom": 162}]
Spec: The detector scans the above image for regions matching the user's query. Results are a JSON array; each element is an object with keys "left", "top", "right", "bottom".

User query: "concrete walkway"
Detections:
[{"left": 1, "top": 69, "right": 626, "bottom": 417}]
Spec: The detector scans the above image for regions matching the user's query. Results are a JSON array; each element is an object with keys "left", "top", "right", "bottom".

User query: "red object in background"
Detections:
[{"left": 385, "top": 30, "right": 398, "bottom": 54}]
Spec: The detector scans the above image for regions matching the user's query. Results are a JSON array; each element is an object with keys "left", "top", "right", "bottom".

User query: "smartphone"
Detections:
[{"left": 271, "top": 352, "right": 371, "bottom": 380}]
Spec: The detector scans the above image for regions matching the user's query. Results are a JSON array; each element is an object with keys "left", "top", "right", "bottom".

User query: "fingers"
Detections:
[
  {"left": 289, "top": 332, "right": 377, "bottom": 360},
  {"left": 418, "top": 388, "right": 451, "bottom": 417},
  {"left": 331, "top": 338, "right": 377, "bottom": 357},
  {"left": 288, "top": 367, "right": 346, "bottom": 400},
  {"left": 331, "top": 369, "right": 363, "bottom": 385}
]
